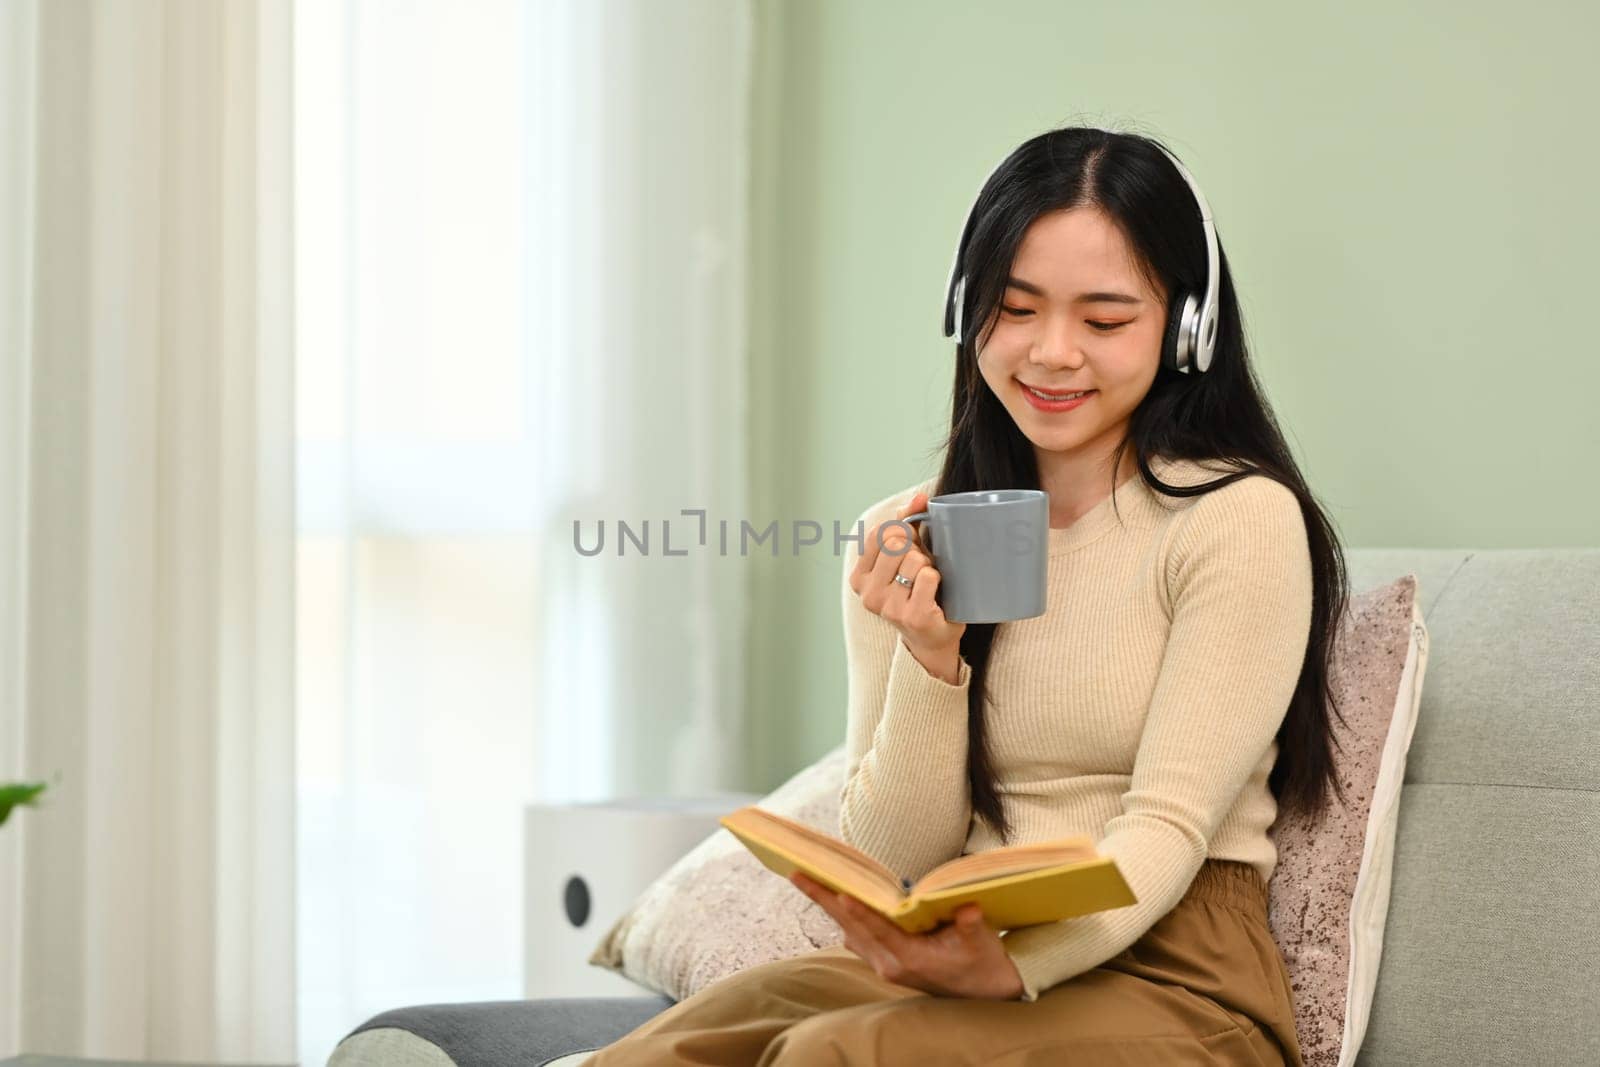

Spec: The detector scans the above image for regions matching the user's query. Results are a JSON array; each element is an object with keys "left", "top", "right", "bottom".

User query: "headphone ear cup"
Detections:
[
  {"left": 1161, "top": 289, "right": 1193, "bottom": 373},
  {"left": 950, "top": 276, "right": 966, "bottom": 343}
]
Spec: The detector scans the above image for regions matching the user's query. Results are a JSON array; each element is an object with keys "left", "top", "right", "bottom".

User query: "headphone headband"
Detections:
[{"left": 942, "top": 132, "right": 1220, "bottom": 374}]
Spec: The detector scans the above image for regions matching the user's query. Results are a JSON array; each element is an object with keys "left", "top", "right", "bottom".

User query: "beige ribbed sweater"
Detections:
[{"left": 837, "top": 454, "right": 1314, "bottom": 1002}]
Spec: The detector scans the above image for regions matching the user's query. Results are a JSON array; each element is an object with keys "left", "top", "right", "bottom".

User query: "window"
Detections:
[
  {"left": 294, "top": 3, "right": 751, "bottom": 1060},
  {"left": 294, "top": 2, "right": 545, "bottom": 1060}
]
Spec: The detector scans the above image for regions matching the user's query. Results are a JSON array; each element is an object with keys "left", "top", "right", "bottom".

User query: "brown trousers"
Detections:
[{"left": 582, "top": 859, "right": 1304, "bottom": 1066}]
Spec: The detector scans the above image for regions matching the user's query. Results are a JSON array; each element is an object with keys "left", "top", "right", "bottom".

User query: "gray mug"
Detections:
[{"left": 893, "top": 488, "right": 1049, "bottom": 623}]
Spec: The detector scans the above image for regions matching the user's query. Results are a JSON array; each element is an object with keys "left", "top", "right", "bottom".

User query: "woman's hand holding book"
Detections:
[{"left": 789, "top": 870, "right": 1026, "bottom": 1001}]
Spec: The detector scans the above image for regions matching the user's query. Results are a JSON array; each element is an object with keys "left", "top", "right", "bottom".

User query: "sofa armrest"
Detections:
[{"left": 328, "top": 994, "right": 674, "bottom": 1067}]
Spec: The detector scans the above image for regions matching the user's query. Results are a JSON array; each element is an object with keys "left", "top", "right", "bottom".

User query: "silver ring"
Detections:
[{"left": 893, "top": 573, "right": 914, "bottom": 588}]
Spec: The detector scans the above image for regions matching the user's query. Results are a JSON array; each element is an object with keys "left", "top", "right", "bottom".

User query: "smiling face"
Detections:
[{"left": 975, "top": 206, "right": 1168, "bottom": 468}]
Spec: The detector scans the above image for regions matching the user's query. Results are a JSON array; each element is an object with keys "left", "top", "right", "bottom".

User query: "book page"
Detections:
[
  {"left": 892, "top": 857, "right": 1137, "bottom": 933},
  {"left": 911, "top": 834, "right": 1097, "bottom": 895},
  {"left": 722, "top": 806, "right": 905, "bottom": 906}
]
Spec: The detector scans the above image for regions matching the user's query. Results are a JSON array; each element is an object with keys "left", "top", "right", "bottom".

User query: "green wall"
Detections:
[{"left": 741, "top": 0, "right": 1600, "bottom": 790}]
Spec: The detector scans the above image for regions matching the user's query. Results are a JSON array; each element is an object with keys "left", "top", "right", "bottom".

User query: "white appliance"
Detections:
[{"left": 523, "top": 793, "right": 762, "bottom": 998}]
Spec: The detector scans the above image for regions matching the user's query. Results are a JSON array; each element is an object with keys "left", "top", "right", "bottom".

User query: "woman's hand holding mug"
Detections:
[{"left": 849, "top": 492, "right": 967, "bottom": 684}]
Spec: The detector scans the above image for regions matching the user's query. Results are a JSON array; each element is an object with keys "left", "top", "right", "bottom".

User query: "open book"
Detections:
[{"left": 720, "top": 805, "right": 1136, "bottom": 934}]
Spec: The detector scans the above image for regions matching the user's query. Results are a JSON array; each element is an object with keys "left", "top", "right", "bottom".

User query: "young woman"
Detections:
[{"left": 585, "top": 125, "right": 1348, "bottom": 1066}]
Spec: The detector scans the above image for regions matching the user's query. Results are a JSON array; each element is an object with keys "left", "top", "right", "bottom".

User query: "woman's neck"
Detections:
[{"left": 1037, "top": 440, "right": 1141, "bottom": 530}]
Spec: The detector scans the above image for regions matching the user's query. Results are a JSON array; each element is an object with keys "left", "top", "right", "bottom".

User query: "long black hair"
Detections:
[{"left": 932, "top": 126, "right": 1350, "bottom": 843}]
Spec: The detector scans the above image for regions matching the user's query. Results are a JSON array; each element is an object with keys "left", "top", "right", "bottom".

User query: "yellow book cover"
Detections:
[{"left": 720, "top": 805, "right": 1136, "bottom": 934}]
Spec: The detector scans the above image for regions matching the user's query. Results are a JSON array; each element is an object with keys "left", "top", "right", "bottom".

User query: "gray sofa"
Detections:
[{"left": 329, "top": 547, "right": 1600, "bottom": 1066}]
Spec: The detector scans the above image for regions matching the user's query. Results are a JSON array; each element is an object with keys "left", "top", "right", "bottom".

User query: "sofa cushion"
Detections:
[{"left": 1342, "top": 548, "right": 1600, "bottom": 1067}]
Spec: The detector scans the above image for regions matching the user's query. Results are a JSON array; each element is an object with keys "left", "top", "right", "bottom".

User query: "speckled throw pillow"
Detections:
[
  {"left": 586, "top": 747, "right": 847, "bottom": 1000},
  {"left": 1268, "top": 574, "right": 1430, "bottom": 1067}
]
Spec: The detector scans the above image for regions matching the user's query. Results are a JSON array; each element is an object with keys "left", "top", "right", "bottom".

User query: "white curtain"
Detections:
[
  {"left": 293, "top": 1, "right": 751, "bottom": 1063},
  {"left": 0, "top": 0, "right": 296, "bottom": 1062}
]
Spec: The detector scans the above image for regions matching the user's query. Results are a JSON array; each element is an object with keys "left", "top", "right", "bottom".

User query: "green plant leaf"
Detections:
[{"left": 0, "top": 782, "right": 48, "bottom": 827}]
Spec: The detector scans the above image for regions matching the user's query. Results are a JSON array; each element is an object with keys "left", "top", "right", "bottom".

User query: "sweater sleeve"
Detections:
[
  {"left": 999, "top": 475, "right": 1314, "bottom": 1002},
  {"left": 836, "top": 494, "right": 976, "bottom": 886}
]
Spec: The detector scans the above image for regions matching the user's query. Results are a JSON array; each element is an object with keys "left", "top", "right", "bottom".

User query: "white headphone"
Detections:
[{"left": 942, "top": 133, "right": 1220, "bottom": 375}]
